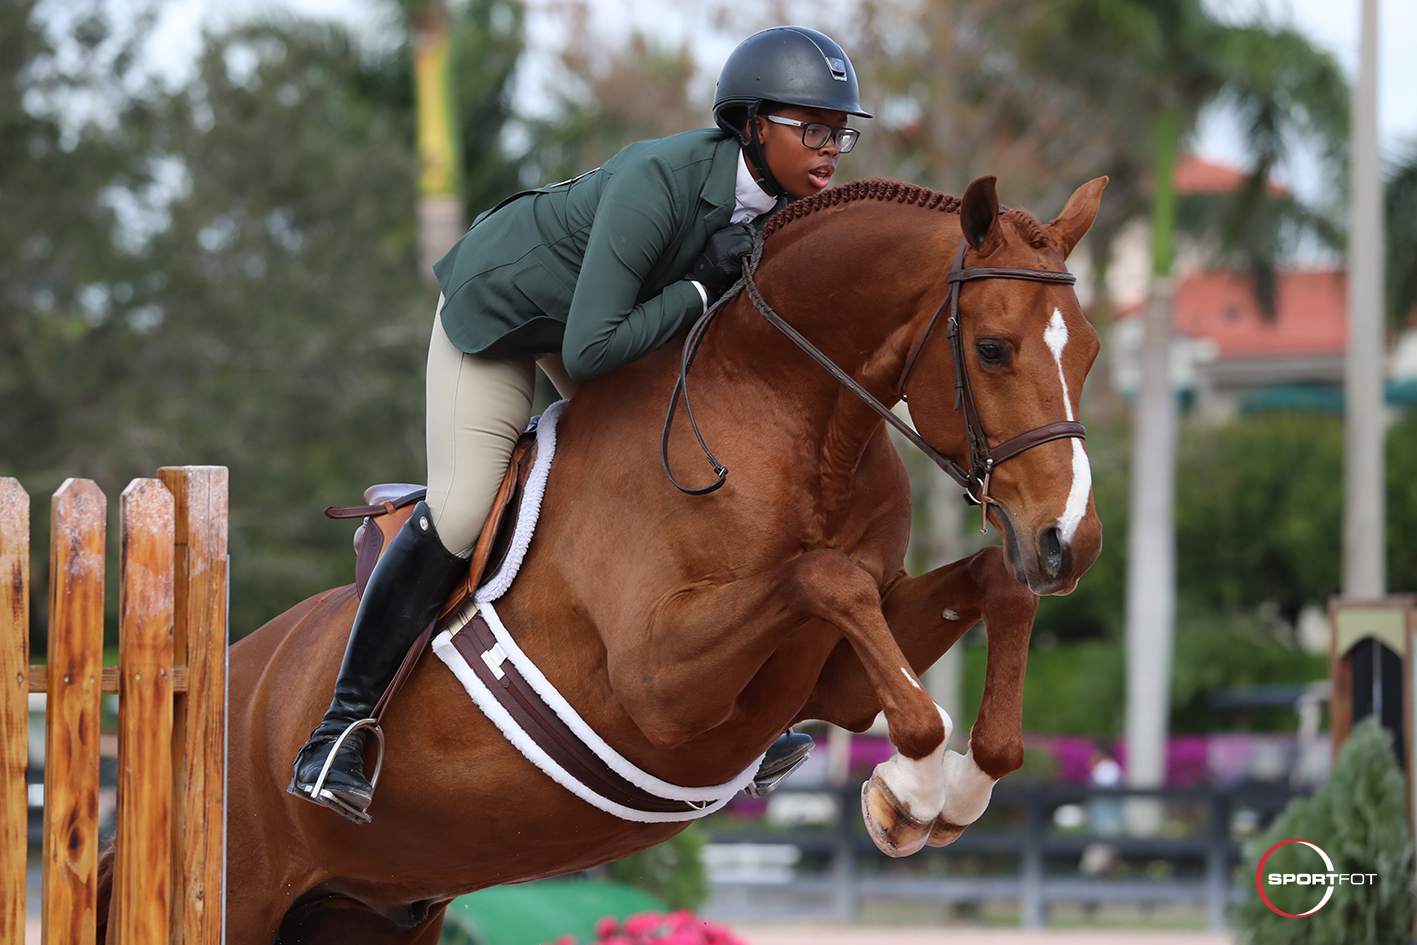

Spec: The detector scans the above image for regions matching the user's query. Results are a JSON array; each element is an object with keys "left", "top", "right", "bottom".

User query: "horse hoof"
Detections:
[
  {"left": 926, "top": 817, "right": 967, "bottom": 848},
  {"left": 860, "top": 775, "right": 931, "bottom": 858}
]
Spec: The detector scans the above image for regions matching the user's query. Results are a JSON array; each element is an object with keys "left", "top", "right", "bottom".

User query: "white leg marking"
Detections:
[
  {"left": 901, "top": 666, "right": 922, "bottom": 690},
  {"left": 876, "top": 704, "right": 954, "bottom": 821},
  {"left": 942, "top": 609, "right": 960, "bottom": 621},
  {"left": 1044, "top": 308, "right": 1093, "bottom": 543},
  {"left": 938, "top": 747, "right": 997, "bottom": 826}
]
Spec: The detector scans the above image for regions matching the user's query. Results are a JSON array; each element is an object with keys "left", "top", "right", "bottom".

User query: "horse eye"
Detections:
[{"left": 976, "top": 342, "right": 1006, "bottom": 365}]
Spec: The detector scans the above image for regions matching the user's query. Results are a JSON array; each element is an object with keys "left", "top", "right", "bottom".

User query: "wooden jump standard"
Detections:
[{"left": 1, "top": 466, "right": 228, "bottom": 945}]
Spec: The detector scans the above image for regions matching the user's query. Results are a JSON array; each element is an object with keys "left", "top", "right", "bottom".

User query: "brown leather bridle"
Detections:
[{"left": 662, "top": 233, "right": 1087, "bottom": 528}]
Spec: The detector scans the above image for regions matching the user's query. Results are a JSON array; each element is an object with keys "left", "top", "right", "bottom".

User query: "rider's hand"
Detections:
[{"left": 687, "top": 223, "right": 754, "bottom": 305}]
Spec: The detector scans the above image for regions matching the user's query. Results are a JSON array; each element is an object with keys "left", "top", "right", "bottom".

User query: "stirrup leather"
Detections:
[{"left": 297, "top": 718, "right": 386, "bottom": 825}]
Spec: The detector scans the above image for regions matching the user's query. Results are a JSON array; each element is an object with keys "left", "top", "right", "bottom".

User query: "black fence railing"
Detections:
[{"left": 702, "top": 781, "right": 1302, "bottom": 929}]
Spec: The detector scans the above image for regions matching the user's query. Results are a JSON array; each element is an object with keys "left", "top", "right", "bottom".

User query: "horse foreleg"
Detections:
[
  {"left": 799, "top": 549, "right": 996, "bottom": 730},
  {"left": 796, "top": 547, "right": 1038, "bottom": 854},
  {"left": 925, "top": 548, "right": 1039, "bottom": 848}
]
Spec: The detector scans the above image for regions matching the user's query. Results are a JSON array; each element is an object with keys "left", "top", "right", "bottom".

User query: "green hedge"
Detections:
[{"left": 1232, "top": 718, "right": 1414, "bottom": 944}]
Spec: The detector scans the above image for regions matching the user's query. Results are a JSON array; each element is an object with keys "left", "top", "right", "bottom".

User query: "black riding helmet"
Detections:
[{"left": 714, "top": 27, "right": 872, "bottom": 198}]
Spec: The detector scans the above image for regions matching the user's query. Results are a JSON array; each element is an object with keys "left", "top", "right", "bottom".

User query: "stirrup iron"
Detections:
[
  {"left": 299, "top": 717, "right": 386, "bottom": 825},
  {"left": 745, "top": 736, "right": 813, "bottom": 798}
]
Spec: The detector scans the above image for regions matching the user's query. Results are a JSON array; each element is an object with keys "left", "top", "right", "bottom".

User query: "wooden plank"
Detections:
[
  {"left": 0, "top": 479, "right": 29, "bottom": 945},
  {"left": 43, "top": 479, "right": 105, "bottom": 945},
  {"left": 158, "top": 466, "right": 228, "bottom": 945},
  {"left": 110, "top": 479, "right": 175, "bottom": 945},
  {"left": 27, "top": 664, "right": 187, "bottom": 694}
]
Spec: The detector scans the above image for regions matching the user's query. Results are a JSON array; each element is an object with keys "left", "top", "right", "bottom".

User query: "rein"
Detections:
[{"left": 660, "top": 229, "right": 1087, "bottom": 528}]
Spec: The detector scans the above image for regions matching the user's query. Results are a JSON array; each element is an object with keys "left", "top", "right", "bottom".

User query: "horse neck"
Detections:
[{"left": 720, "top": 209, "right": 955, "bottom": 463}]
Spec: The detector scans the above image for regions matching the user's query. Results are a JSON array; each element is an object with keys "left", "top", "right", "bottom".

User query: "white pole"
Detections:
[
  {"left": 1344, "top": 0, "right": 1385, "bottom": 599},
  {"left": 1123, "top": 278, "right": 1178, "bottom": 834}
]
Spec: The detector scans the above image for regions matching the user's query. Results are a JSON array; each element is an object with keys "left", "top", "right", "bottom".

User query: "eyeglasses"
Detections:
[{"left": 763, "top": 115, "right": 860, "bottom": 153}]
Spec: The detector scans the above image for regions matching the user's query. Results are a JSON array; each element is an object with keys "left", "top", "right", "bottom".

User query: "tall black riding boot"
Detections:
[{"left": 288, "top": 502, "right": 466, "bottom": 822}]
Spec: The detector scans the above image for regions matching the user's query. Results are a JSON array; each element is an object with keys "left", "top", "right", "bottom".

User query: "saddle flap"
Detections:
[
  {"left": 334, "top": 436, "right": 535, "bottom": 604},
  {"left": 441, "top": 434, "right": 536, "bottom": 617}
]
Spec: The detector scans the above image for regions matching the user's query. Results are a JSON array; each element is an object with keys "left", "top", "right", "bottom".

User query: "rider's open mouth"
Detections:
[{"left": 809, "top": 164, "right": 835, "bottom": 188}]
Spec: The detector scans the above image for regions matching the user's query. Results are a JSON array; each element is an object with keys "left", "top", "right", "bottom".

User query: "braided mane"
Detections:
[
  {"left": 763, "top": 179, "right": 960, "bottom": 239},
  {"left": 1002, "top": 207, "right": 1051, "bottom": 249},
  {"left": 763, "top": 178, "right": 1053, "bottom": 250}
]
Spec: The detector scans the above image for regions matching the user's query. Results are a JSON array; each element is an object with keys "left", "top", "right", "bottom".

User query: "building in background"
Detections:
[{"left": 1098, "top": 155, "right": 1417, "bottom": 422}]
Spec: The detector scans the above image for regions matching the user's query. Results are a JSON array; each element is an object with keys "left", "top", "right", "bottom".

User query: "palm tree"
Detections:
[
  {"left": 1388, "top": 140, "right": 1417, "bottom": 328},
  {"left": 401, "top": 0, "right": 523, "bottom": 280},
  {"left": 406, "top": 0, "right": 462, "bottom": 279},
  {"left": 1016, "top": 0, "right": 1348, "bottom": 804}
]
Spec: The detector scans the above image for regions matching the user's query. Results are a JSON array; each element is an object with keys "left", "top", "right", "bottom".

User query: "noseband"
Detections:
[{"left": 662, "top": 231, "right": 1087, "bottom": 528}]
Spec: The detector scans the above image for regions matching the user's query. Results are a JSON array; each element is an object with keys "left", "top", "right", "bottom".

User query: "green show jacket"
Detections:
[{"left": 433, "top": 128, "right": 751, "bottom": 382}]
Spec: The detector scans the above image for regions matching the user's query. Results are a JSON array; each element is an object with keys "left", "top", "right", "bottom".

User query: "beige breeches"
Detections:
[{"left": 424, "top": 297, "right": 577, "bottom": 556}]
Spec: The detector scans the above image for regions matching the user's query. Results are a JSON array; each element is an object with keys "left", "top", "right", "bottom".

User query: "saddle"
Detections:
[{"left": 322, "top": 429, "right": 537, "bottom": 720}]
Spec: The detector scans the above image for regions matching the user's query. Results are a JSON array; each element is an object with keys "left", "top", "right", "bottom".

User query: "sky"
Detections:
[{"left": 131, "top": 0, "right": 1417, "bottom": 201}]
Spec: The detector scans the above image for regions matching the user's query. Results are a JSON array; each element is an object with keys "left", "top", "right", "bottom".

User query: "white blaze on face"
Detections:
[{"left": 1044, "top": 309, "right": 1093, "bottom": 544}]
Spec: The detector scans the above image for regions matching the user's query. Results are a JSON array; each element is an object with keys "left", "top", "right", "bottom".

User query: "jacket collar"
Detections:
[{"left": 698, "top": 132, "right": 743, "bottom": 219}]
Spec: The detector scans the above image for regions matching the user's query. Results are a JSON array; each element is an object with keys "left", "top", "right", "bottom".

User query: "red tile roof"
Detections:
[
  {"left": 1121, "top": 270, "right": 1347, "bottom": 359},
  {"left": 1162, "top": 155, "right": 1289, "bottom": 197}
]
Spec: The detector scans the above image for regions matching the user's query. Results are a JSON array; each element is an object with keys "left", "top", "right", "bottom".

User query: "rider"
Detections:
[{"left": 290, "top": 26, "right": 872, "bottom": 820}]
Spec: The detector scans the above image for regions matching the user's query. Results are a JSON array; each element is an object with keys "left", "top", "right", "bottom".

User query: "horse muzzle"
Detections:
[{"left": 993, "top": 507, "right": 1102, "bottom": 596}]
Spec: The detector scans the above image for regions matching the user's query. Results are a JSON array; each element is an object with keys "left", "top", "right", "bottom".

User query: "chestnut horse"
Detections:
[{"left": 188, "top": 175, "right": 1104, "bottom": 943}]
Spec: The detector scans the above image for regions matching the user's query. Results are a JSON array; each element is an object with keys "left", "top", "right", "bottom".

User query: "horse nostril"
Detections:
[{"left": 1039, "top": 526, "right": 1063, "bottom": 578}]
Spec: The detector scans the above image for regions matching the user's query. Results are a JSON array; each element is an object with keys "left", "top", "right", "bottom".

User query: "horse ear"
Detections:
[
  {"left": 1046, "top": 176, "right": 1108, "bottom": 260},
  {"left": 960, "top": 176, "right": 1000, "bottom": 253}
]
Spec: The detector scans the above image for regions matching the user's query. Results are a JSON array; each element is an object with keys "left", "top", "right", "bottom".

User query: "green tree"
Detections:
[
  {"left": 0, "top": 0, "right": 164, "bottom": 483},
  {"left": 0, "top": 0, "right": 175, "bottom": 640},
  {"left": 849, "top": 0, "right": 1136, "bottom": 209},
  {"left": 518, "top": 14, "right": 702, "bottom": 188},
  {"left": 1176, "top": 413, "right": 1343, "bottom": 621},
  {"left": 109, "top": 18, "right": 433, "bottom": 635},
  {"left": 2, "top": 4, "right": 526, "bottom": 637},
  {"left": 1383, "top": 409, "right": 1417, "bottom": 595},
  {"left": 1015, "top": 0, "right": 1347, "bottom": 788},
  {"left": 1386, "top": 139, "right": 1417, "bottom": 327}
]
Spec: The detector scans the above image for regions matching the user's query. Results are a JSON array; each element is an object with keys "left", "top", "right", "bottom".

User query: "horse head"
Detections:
[
  {"left": 899, "top": 175, "right": 1107, "bottom": 595},
  {"left": 747, "top": 174, "right": 1105, "bottom": 595}
]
